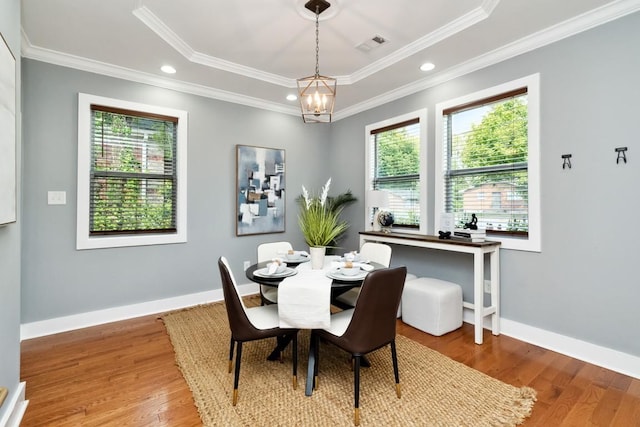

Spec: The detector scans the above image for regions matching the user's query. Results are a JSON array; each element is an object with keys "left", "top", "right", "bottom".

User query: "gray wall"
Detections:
[
  {"left": 21, "top": 61, "right": 332, "bottom": 322},
  {"left": 334, "top": 11, "right": 640, "bottom": 357},
  {"left": 19, "top": 10, "right": 640, "bottom": 364},
  {"left": 0, "top": 0, "right": 21, "bottom": 420}
]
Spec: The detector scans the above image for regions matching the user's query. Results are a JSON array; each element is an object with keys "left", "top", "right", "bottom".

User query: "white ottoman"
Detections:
[
  {"left": 401, "top": 277, "right": 463, "bottom": 336},
  {"left": 397, "top": 273, "right": 418, "bottom": 318}
]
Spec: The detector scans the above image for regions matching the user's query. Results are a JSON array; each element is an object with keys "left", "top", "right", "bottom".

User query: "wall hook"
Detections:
[
  {"left": 562, "top": 154, "right": 572, "bottom": 169},
  {"left": 615, "top": 147, "right": 627, "bottom": 164}
]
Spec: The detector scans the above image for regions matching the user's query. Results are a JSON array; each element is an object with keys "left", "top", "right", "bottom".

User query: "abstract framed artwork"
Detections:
[
  {"left": 0, "top": 32, "right": 16, "bottom": 225},
  {"left": 236, "top": 145, "right": 285, "bottom": 236}
]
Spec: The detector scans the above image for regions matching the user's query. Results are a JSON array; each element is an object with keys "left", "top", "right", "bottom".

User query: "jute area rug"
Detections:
[{"left": 162, "top": 298, "right": 536, "bottom": 426}]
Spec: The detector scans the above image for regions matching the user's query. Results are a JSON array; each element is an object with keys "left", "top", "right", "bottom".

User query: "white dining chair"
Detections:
[
  {"left": 334, "top": 242, "right": 392, "bottom": 308},
  {"left": 257, "top": 241, "right": 293, "bottom": 305}
]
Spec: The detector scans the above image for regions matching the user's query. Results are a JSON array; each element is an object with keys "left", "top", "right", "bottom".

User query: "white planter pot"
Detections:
[{"left": 309, "top": 246, "right": 326, "bottom": 270}]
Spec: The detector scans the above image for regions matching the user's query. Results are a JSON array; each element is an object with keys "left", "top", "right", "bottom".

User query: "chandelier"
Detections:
[{"left": 297, "top": 0, "right": 337, "bottom": 123}]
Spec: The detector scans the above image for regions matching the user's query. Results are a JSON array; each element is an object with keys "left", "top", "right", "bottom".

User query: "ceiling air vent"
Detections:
[{"left": 356, "top": 34, "right": 388, "bottom": 53}]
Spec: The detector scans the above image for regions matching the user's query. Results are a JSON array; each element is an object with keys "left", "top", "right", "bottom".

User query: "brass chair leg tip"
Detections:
[
  {"left": 354, "top": 408, "right": 360, "bottom": 426},
  {"left": 293, "top": 375, "right": 298, "bottom": 390},
  {"left": 232, "top": 389, "right": 238, "bottom": 406},
  {"left": 396, "top": 383, "right": 401, "bottom": 398}
]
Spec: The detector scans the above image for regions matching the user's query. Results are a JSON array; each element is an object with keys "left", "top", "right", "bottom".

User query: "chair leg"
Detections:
[
  {"left": 228, "top": 338, "right": 235, "bottom": 373},
  {"left": 292, "top": 332, "right": 298, "bottom": 389},
  {"left": 354, "top": 355, "right": 361, "bottom": 426},
  {"left": 232, "top": 341, "right": 243, "bottom": 406},
  {"left": 391, "top": 340, "right": 401, "bottom": 398}
]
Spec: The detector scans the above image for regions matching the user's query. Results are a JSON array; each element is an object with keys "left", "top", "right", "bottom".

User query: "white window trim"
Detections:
[
  {"left": 76, "top": 93, "right": 188, "bottom": 250},
  {"left": 434, "top": 74, "right": 541, "bottom": 252},
  {"left": 364, "top": 108, "right": 428, "bottom": 234}
]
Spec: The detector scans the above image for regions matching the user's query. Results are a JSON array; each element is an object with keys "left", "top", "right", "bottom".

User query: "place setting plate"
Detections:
[
  {"left": 283, "top": 256, "right": 310, "bottom": 266},
  {"left": 338, "top": 257, "right": 370, "bottom": 263},
  {"left": 254, "top": 267, "right": 298, "bottom": 279},
  {"left": 326, "top": 268, "right": 369, "bottom": 281}
]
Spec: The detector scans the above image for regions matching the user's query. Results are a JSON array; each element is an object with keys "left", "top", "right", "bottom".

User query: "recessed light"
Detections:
[
  {"left": 161, "top": 65, "right": 176, "bottom": 74},
  {"left": 420, "top": 62, "right": 435, "bottom": 72},
  {"left": 286, "top": 94, "right": 298, "bottom": 101}
]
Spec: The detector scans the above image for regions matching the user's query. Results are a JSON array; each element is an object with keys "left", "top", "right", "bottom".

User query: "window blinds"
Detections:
[
  {"left": 89, "top": 105, "right": 178, "bottom": 235},
  {"left": 442, "top": 88, "right": 529, "bottom": 235},
  {"left": 369, "top": 118, "right": 421, "bottom": 227}
]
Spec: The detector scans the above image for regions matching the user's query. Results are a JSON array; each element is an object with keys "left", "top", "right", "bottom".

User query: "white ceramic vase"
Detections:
[{"left": 309, "top": 246, "right": 326, "bottom": 270}]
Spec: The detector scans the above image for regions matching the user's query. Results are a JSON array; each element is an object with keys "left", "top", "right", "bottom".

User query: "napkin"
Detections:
[
  {"left": 278, "top": 270, "right": 331, "bottom": 329},
  {"left": 267, "top": 263, "right": 278, "bottom": 275},
  {"left": 265, "top": 259, "right": 286, "bottom": 275}
]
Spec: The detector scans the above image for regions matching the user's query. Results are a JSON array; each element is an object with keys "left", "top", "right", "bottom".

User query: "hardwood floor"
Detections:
[{"left": 21, "top": 300, "right": 640, "bottom": 426}]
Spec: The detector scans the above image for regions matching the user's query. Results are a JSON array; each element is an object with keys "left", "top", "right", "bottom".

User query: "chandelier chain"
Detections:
[{"left": 315, "top": 5, "right": 320, "bottom": 77}]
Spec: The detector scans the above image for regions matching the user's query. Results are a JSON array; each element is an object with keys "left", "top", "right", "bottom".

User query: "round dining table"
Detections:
[
  {"left": 245, "top": 256, "right": 386, "bottom": 396},
  {"left": 245, "top": 257, "right": 386, "bottom": 304}
]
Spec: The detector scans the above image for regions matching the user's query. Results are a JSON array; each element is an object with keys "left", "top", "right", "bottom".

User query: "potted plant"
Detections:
[{"left": 298, "top": 178, "right": 352, "bottom": 268}]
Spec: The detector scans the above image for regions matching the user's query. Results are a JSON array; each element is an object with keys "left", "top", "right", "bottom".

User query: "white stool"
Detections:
[
  {"left": 401, "top": 277, "right": 463, "bottom": 336},
  {"left": 397, "top": 273, "right": 418, "bottom": 318}
]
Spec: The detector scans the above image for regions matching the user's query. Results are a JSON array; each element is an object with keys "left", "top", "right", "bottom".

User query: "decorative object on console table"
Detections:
[
  {"left": 377, "top": 210, "right": 394, "bottom": 233},
  {"left": 453, "top": 228, "right": 486, "bottom": 242},
  {"left": 463, "top": 213, "right": 479, "bottom": 230},
  {"left": 298, "top": 178, "right": 350, "bottom": 269},
  {"left": 368, "top": 190, "right": 389, "bottom": 232}
]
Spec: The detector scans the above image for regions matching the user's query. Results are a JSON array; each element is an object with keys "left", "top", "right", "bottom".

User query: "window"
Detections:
[
  {"left": 435, "top": 74, "right": 540, "bottom": 251},
  {"left": 365, "top": 109, "right": 427, "bottom": 232},
  {"left": 77, "top": 93, "right": 188, "bottom": 249}
]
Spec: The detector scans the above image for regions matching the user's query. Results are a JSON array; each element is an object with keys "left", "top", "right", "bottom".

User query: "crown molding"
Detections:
[
  {"left": 133, "top": 4, "right": 295, "bottom": 88},
  {"left": 22, "top": 0, "right": 640, "bottom": 121},
  {"left": 348, "top": 0, "right": 499, "bottom": 84},
  {"left": 132, "top": 0, "right": 499, "bottom": 88},
  {"left": 21, "top": 29, "right": 300, "bottom": 117},
  {"left": 335, "top": 0, "right": 640, "bottom": 120}
]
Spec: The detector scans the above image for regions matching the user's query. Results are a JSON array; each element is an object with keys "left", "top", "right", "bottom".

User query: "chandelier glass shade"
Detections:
[{"left": 297, "top": 0, "right": 336, "bottom": 123}]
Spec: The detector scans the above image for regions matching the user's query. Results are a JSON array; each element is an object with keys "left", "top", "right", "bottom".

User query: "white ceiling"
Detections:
[{"left": 21, "top": 0, "right": 640, "bottom": 121}]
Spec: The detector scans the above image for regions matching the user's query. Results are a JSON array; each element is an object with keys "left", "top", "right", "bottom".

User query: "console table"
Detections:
[{"left": 359, "top": 231, "right": 500, "bottom": 344}]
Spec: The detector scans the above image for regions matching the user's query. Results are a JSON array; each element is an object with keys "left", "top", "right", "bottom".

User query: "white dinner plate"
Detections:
[
  {"left": 254, "top": 267, "right": 298, "bottom": 278},
  {"left": 285, "top": 256, "right": 310, "bottom": 264},
  {"left": 326, "top": 268, "right": 369, "bottom": 281},
  {"left": 338, "top": 257, "right": 369, "bottom": 264}
]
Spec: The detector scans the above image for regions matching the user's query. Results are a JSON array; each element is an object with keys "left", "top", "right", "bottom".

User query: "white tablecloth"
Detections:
[{"left": 277, "top": 260, "right": 334, "bottom": 329}]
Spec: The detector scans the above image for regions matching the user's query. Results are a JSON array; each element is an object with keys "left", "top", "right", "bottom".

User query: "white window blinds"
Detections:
[
  {"left": 368, "top": 118, "right": 421, "bottom": 227},
  {"left": 89, "top": 105, "right": 178, "bottom": 235},
  {"left": 442, "top": 87, "right": 529, "bottom": 236}
]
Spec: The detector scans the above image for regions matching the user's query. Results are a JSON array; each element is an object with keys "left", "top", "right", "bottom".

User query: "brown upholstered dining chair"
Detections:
[
  {"left": 218, "top": 256, "right": 298, "bottom": 405},
  {"left": 311, "top": 265, "right": 407, "bottom": 426}
]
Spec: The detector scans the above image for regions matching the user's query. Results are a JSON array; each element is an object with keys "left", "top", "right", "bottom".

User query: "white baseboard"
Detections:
[
  {"left": 0, "top": 382, "right": 28, "bottom": 427},
  {"left": 19, "top": 286, "right": 638, "bottom": 380},
  {"left": 20, "top": 283, "right": 260, "bottom": 340},
  {"left": 462, "top": 308, "right": 640, "bottom": 380}
]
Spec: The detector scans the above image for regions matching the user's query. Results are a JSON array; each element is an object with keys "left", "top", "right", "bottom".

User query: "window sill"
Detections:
[{"left": 76, "top": 232, "right": 187, "bottom": 250}]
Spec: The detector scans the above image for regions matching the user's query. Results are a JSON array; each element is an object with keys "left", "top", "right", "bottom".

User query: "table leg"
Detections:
[
  {"left": 305, "top": 333, "right": 316, "bottom": 396},
  {"left": 473, "top": 251, "right": 484, "bottom": 345},
  {"left": 267, "top": 334, "right": 293, "bottom": 361},
  {"left": 490, "top": 249, "right": 500, "bottom": 335}
]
